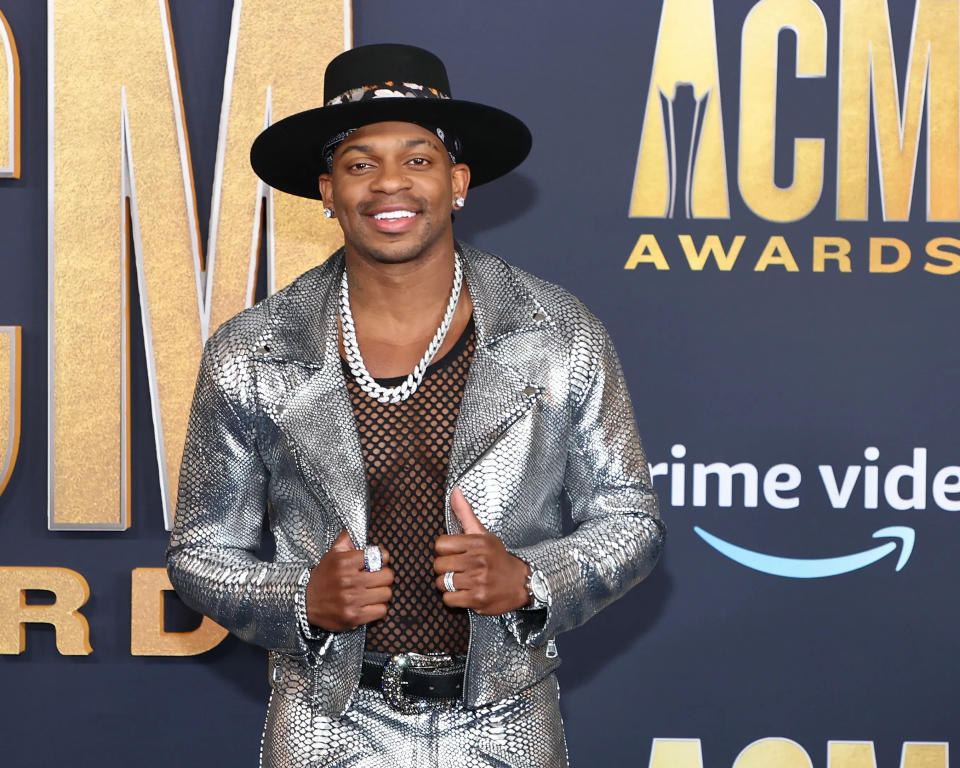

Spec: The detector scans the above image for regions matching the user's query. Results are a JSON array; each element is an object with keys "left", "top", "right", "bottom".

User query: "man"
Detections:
[{"left": 168, "top": 43, "right": 664, "bottom": 767}]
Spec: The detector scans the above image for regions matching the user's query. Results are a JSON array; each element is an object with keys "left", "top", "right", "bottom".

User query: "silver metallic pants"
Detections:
[{"left": 260, "top": 673, "right": 569, "bottom": 768}]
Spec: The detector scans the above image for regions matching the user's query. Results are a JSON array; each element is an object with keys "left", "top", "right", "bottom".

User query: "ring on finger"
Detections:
[
  {"left": 363, "top": 545, "right": 383, "bottom": 573},
  {"left": 443, "top": 571, "right": 457, "bottom": 593}
]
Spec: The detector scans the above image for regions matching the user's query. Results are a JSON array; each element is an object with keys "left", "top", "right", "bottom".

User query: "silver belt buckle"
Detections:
[{"left": 381, "top": 652, "right": 455, "bottom": 714}]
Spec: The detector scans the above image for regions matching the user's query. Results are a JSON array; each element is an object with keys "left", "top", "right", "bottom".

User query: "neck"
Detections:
[
  {"left": 338, "top": 236, "right": 474, "bottom": 377},
  {"left": 343, "top": 239, "right": 460, "bottom": 330}
]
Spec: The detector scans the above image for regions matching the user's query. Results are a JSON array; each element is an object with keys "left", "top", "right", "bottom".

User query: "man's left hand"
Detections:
[{"left": 433, "top": 487, "right": 531, "bottom": 615}]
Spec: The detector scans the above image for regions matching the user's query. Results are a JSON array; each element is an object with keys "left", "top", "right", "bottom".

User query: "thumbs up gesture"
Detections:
[
  {"left": 305, "top": 529, "right": 394, "bottom": 632},
  {"left": 433, "top": 487, "right": 531, "bottom": 615}
]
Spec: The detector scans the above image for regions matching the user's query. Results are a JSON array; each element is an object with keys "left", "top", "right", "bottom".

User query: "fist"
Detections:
[
  {"left": 305, "top": 529, "right": 395, "bottom": 632},
  {"left": 433, "top": 487, "right": 531, "bottom": 615}
]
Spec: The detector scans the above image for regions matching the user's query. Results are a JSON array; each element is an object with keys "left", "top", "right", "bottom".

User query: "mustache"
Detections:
[{"left": 357, "top": 196, "right": 427, "bottom": 215}]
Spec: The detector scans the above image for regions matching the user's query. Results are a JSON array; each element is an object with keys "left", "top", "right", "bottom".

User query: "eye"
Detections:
[
  {"left": 408, "top": 157, "right": 430, "bottom": 166},
  {"left": 348, "top": 161, "right": 373, "bottom": 172}
]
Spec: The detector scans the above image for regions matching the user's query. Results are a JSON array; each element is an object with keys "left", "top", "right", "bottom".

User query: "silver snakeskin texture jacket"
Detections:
[{"left": 167, "top": 243, "right": 664, "bottom": 717}]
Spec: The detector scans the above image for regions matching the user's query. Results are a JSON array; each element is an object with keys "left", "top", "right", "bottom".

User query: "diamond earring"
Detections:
[
  {"left": 323, "top": 207, "right": 334, "bottom": 218},
  {"left": 454, "top": 196, "right": 465, "bottom": 209}
]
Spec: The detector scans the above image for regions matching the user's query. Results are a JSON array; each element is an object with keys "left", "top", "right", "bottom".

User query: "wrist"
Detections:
[
  {"left": 517, "top": 559, "right": 533, "bottom": 609},
  {"left": 514, "top": 556, "right": 548, "bottom": 611},
  {"left": 296, "top": 568, "right": 325, "bottom": 640}
]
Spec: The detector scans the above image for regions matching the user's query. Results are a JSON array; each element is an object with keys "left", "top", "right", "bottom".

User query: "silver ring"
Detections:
[
  {"left": 363, "top": 545, "right": 383, "bottom": 573},
  {"left": 443, "top": 571, "right": 457, "bottom": 592}
]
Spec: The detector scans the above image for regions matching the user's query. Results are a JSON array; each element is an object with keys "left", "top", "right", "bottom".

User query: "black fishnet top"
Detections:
[{"left": 344, "top": 318, "right": 475, "bottom": 655}]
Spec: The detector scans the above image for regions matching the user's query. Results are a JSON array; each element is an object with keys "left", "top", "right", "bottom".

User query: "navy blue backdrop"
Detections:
[{"left": 1, "top": 1, "right": 957, "bottom": 766}]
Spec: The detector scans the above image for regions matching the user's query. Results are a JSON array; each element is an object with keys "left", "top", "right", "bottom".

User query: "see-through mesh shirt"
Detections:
[{"left": 344, "top": 318, "right": 475, "bottom": 655}]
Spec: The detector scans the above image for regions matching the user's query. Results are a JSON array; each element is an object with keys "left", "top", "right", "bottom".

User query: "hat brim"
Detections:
[{"left": 249, "top": 98, "right": 532, "bottom": 200}]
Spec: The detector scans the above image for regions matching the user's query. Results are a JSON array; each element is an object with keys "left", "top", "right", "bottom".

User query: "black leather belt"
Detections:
[{"left": 360, "top": 651, "right": 465, "bottom": 712}]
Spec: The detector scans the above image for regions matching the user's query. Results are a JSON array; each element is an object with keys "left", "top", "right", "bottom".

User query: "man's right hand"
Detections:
[{"left": 305, "top": 529, "right": 394, "bottom": 632}]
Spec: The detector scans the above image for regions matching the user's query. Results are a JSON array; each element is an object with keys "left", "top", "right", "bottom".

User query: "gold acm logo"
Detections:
[
  {"left": 626, "top": 0, "right": 960, "bottom": 275},
  {"left": 0, "top": 0, "right": 348, "bottom": 658}
]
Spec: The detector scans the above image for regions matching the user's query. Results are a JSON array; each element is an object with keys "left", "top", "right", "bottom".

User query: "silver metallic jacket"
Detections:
[{"left": 167, "top": 244, "right": 664, "bottom": 718}]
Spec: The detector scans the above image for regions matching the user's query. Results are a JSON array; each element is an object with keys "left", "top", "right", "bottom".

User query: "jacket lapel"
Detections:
[
  {"left": 445, "top": 245, "right": 552, "bottom": 530},
  {"left": 278, "top": 366, "right": 369, "bottom": 546},
  {"left": 264, "top": 252, "right": 369, "bottom": 546}
]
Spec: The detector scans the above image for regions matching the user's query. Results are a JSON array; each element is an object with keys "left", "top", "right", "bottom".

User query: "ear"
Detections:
[
  {"left": 451, "top": 163, "right": 470, "bottom": 202},
  {"left": 318, "top": 173, "right": 334, "bottom": 208}
]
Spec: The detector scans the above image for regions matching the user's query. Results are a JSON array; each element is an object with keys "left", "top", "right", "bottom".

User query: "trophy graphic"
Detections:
[{"left": 659, "top": 83, "right": 710, "bottom": 218}]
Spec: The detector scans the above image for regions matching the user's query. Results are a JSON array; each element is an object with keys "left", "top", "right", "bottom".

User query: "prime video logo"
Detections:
[{"left": 650, "top": 446, "right": 960, "bottom": 578}]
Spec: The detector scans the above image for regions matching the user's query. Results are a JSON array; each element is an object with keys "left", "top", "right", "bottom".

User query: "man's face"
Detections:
[{"left": 318, "top": 121, "right": 470, "bottom": 265}]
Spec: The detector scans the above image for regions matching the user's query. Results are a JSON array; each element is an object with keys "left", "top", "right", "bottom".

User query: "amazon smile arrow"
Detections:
[{"left": 693, "top": 526, "right": 915, "bottom": 578}]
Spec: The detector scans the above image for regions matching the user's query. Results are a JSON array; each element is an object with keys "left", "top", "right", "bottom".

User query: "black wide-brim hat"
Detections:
[{"left": 250, "top": 43, "right": 532, "bottom": 200}]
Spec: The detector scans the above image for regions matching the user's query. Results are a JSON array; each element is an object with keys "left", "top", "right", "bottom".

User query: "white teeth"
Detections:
[{"left": 373, "top": 210, "right": 416, "bottom": 220}]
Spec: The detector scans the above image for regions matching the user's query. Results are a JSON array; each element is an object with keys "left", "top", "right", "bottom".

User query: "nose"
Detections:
[{"left": 369, "top": 159, "right": 412, "bottom": 195}]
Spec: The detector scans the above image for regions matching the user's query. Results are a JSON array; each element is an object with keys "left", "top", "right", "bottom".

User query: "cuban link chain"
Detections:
[{"left": 339, "top": 253, "right": 463, "bottom": 404}]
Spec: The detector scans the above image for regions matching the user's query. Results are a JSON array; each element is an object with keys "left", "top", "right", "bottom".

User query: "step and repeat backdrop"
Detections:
[{"left": 0, "top": 0, "right": 956, "bottom": 766}]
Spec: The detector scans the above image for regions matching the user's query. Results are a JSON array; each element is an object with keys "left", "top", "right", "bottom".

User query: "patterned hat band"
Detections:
[
  {"left": 321, "top": 118, "right": 463, "bottom": 174},
  {"left": 324, "top": 81, "right": 451, "bottom": 106}
]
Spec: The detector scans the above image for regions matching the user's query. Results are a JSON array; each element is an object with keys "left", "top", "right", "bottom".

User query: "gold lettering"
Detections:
[
  {"left": 829, "top": 742, "right": 877, "bottom": 768},
  {"left": 0, "top": 8, "right": 20, "bottom": 177},
  {"left": 924, "top": 237, "right": 960, "bottom": 275},
  {"left": 49, "top": 0, "right": 347, "bottom": 530},
  {"left": 205, "top": 0, "right": 346, "bottom": 331},
  {"left": 130, "top": 568, "right": 227, "bottom": 656},
  {"left": 869, "top": 237, "right": 911, "bottom": 272},
  {"left": 735, "top": 738, "right": 813, "bottom": 768},
  {"left": 0, "top": 326, "right": 20, "bottom": 497},
  {"left": 629, "top": 0, "right": 729, "bottom": 218},
  {"left": 813, "top": 236, "right": 852, "bottom": 272},
  {"left": 899, "top": 743, "right": 948, "bottom": 768},
  {"left": 625, "top": 234, "right": 670, "bottom": 270},
  {"left": 755, "top": 235, "right": 799, "bottom": 271},
  {"left": 838, "top": 0, "right": 960, "bottom": 221},
  {"left": 648, "top": 739, "right": 704, "bottom": 768},
  {"left": 678, "top": 234, "right": 745, "bottom": 270},
  {"left": 739, "top": 0, "right": 826, "bottom": 222},
  {"left": 828, "top": 741, "right": 948, "bottom": 768},
  {"left": 0, "top": 567, "right": 92, "bottom": 655}
]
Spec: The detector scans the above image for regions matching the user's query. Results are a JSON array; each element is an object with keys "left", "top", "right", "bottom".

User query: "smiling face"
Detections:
[{"left": 318, "top": 121, "right": 470, "bottom": 265}]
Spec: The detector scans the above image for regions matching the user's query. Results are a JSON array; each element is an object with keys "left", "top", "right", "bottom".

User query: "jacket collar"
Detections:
[{"left": 258, "top": 242, "right": 551, "bottom": 369}]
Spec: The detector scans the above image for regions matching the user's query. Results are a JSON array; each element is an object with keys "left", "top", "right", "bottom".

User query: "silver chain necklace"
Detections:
[{"left": 339, "top": 253, "right": 463, "bottom": 404}]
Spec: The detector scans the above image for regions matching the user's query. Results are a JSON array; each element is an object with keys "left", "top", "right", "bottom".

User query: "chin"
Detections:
[
  {"left": 364, "top": 245, "right": 426, "bottom": 265},
  {"left": 351, "top": 230, "right": 444, "bottom": 265}
]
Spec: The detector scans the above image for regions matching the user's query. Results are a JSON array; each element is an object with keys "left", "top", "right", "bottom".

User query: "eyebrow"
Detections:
[
  {"left": 339, "top": 138, "right": 444, "bottom": 156},
  {"left": 339, "top": 143, "right": 374, "bottom": 155}
]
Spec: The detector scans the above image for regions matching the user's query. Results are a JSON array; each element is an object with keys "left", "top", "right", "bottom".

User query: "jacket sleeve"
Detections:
[
  {"left": 166, "top": 341, "right": 314, "bottom": 657},
  {"left": 508, "top": 324, "right": 665, "bottom": 647}
]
